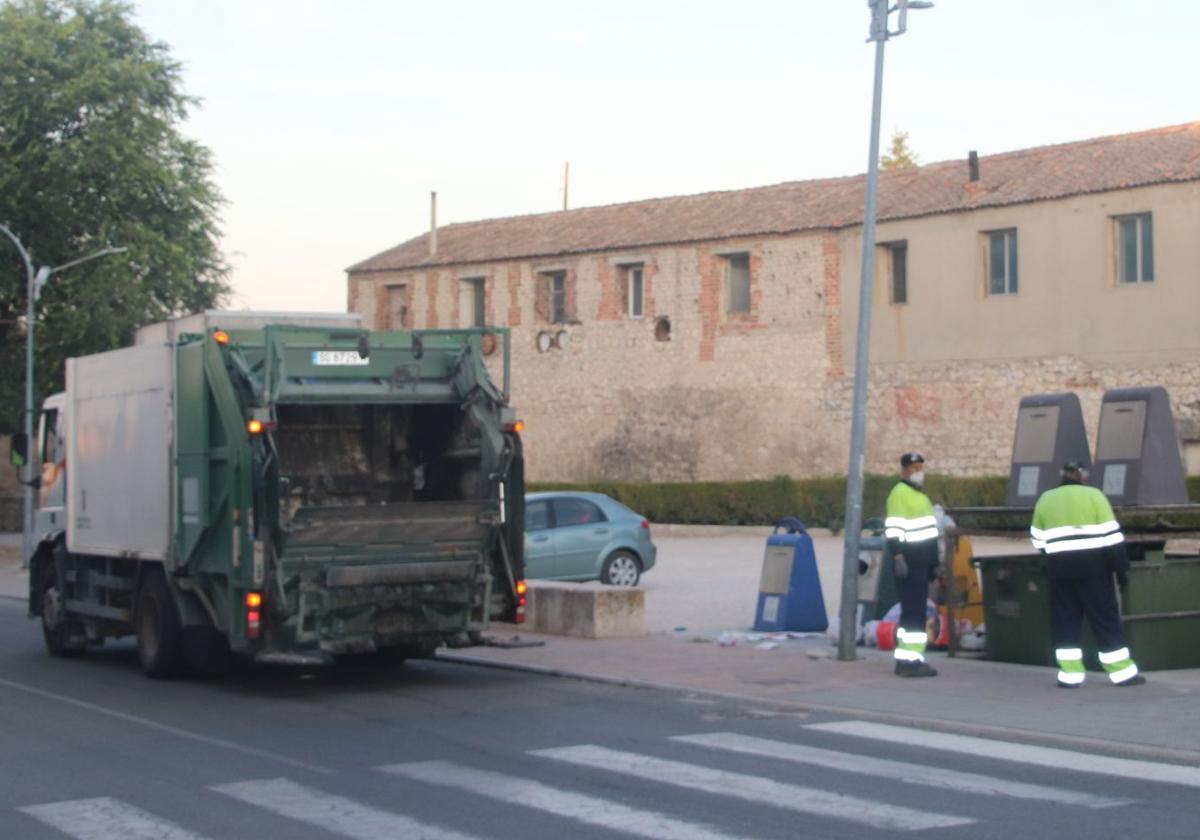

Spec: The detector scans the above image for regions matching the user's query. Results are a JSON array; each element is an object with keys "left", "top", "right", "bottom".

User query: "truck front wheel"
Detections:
[
  {"left": 136, "top": 570, "right": 184, "bottom": 678},
  {"left": 40, "top": 563, "right": 85, "bottom": 658}
]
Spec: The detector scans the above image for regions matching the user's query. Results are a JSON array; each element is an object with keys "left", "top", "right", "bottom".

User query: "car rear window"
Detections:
[{"left": 552, "top": 497, "right": 607, "bottom": 526}]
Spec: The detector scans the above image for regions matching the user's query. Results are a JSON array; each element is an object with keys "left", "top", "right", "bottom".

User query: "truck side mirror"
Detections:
[{"left": 10, "top": 432, "right": 28, "bottom": 467}]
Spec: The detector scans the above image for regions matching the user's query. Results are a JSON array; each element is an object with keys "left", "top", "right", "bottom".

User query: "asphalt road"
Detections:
[{"left": 2, "top": 598, "right": 1198, "bottom": 840}]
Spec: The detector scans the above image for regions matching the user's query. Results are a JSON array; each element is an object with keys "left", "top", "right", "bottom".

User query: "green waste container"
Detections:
[
  {"left": 1110, "top": 555, "right": 1200, "bottom": 671},
  {"left": 980, "top": 551, "right": 1200, "bottom": 671},
  {"left": 979, "top": 554, "right": 1055, "bottom": 667}
]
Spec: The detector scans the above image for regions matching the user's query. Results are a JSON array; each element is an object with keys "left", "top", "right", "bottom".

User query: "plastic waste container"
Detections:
[
  {"left": 752, "top": 517, "right": 828, "bottom": 632},
  {"left": 980, "top": 550, "right": 1200, "bottom": 671},
  {"left": 979, "top": 554, "right": 1056, "bottom": 667}
]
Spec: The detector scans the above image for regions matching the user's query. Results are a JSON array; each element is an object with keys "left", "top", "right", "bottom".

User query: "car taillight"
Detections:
[
  {"left": 641, "top": 519, "right": 650, "bottom": 532},
  {"left": 515, "top": 580, "right": 527, "bottom": 624},
  {"left": 246, "top": 591, "right": 262, "bottom": 640}
]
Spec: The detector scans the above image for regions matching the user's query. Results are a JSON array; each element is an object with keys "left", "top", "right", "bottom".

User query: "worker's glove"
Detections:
[
  {"left": 893, "top": 554, "right": 909, "bottom": 579},
  {"left": 1116, "top": 570, "right": 1129, "bottom": 590}
]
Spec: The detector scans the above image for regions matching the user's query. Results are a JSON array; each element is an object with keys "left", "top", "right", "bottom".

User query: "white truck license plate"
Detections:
[{"left": 311, "top": 351, "right": 369, "bottom": 366}]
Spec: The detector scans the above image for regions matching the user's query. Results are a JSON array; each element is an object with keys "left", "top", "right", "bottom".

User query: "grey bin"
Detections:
[
  {"left": 1006, "top": 393, "right": 1092, "bottom": 507},
  {"left": 1092, "top": 386, "right": 1188, "bottom": 505}
]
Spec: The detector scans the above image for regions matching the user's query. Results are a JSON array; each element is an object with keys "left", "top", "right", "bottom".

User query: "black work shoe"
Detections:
[
  {"left": 895, "top": 661, "right": 938, "bottom": 678},
  {"left": 1115, "top": 674, "right": 1147, "bottom": 687},
  {"left": 1056, "top": 681, "right": 1082, "bottom": 689}
]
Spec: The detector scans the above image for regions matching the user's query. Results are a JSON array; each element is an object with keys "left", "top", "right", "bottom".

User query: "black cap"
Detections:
[
  {"left": 900, "top": 452, "right": 925, "bottom": 468},
  {"left": 1062, "top": 460, "right": 1087, "bottom": 474}
]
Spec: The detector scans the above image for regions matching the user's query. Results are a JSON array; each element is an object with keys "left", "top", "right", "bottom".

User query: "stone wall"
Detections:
[{"left": 350, "top": 208, "right": 1200, "bottom": 482}]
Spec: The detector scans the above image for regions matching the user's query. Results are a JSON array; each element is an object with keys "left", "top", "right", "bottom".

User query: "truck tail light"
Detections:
[
  {"left": 247, "top": 419, "right": 264, "bottom": 435},
  {"left": 246, "top": 591, "right": 263, "bottom": 639},
  {"left": 503, "top": 420, "right": 525, "bottom": 433},
  {"left": 213, "top": 330, "right": 230, "bottom": 345},
  {"left": 515, "top": 580, "right": 527, "bottom": 624}
]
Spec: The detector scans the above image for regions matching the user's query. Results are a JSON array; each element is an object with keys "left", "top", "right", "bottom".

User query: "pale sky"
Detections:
[{"left": 131, "top": 0, "right": 1197, "bottom": 313}]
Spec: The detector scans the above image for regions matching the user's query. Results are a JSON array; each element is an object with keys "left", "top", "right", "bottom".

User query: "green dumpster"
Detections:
[
  {"left": 1111, "top": 554, "right": 1200, "bottom": 671},
  {"left": 979, "top": 554, "right": 1055, "bottom": 667},
  {"left": 979, "top": 551, "right": 1200, "bottom": 672}
]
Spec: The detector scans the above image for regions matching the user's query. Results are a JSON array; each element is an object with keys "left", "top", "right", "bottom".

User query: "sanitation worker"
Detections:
[
  {"left": 1030, "top": 461, "right": 1145, "bottom": 688},
  {"left": 885, "top": 452, "right": 939, "bottom": 677}
]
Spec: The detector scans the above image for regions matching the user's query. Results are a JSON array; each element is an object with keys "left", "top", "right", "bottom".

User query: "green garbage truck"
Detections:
[{"left": 16, "top": 311, "right": 527, "bottom": 677}]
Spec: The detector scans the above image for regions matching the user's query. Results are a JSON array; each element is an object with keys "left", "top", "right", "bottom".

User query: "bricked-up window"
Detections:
[
  {"left": 882, "top": 241, "right": 907, "bottom": 304},
  {"left": 1115, "top": 213, "right": 1153, "bottom": 284},
  {"left": 623, "top": 264, "right": 644, "bottom": 318},
  {"left": 724, "top": 253, "right": 751, "bottom": 313},
  {"left": 461, "top": 277, "right": 486, "bottom": 326},
  {"left": 986, "top": 229, "right": 1018, "bottom": 296}
]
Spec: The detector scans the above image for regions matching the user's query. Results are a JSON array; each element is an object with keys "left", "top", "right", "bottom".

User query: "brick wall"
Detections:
[{"left": 349, "top": 231, "right": 1200, "bottom": 482}]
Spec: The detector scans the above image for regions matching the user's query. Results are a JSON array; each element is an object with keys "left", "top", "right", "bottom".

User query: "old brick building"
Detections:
[{"left": 346, "top": 123, "right": 1200, "bottom": 482}]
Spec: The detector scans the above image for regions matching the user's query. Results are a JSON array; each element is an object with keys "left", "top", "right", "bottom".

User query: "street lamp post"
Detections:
[
  {"left": 0, "top": 223, "right": 125, "bottom": 569},
  {"left": 837, "top": 0, "right": 933, "bottom": 662}
]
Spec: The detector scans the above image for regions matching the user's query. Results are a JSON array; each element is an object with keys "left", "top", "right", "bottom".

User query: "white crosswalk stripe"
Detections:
[
  {"left": 675, "top": 731, "right": 1129, "bottom": 808},
  {"left": 382, "top": 760, "right": 756, "bottom": 840},
  {"left": 210, "top": 777, "right": 484, "bottom": 840},
  {"left": 19, "top": 797, "right": 213, "bottom": 840},
  {"left": 807, "top": 721, "right": 1200, "bottom": 789},
  {"left": 531, "top": 744, "right": 974, "bottom": 831}
]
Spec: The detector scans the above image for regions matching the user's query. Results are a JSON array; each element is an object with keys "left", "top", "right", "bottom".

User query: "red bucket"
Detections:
[{"left": 876, "top": 620, "right": 897, "bottom": 651}]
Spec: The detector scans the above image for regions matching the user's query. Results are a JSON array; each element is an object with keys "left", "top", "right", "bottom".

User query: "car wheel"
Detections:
[{"left": 601, "top": 550, "right": 641, "bottom": 586}]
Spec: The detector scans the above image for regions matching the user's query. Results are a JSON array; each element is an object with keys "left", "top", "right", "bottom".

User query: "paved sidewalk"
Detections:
[{"left": 4, "top": 532, "right": 1196, "bottom": 763}]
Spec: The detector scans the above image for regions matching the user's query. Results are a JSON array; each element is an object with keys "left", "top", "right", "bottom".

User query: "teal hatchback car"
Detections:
[{"left": 524, "top": 492, "right": 657, "bottom": 586}]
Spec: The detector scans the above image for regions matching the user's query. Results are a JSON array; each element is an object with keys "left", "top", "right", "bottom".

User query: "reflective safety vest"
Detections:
[
  {"left": 885, "top": 482, "right": 938, "bottom": 544},
  {"left": 1030, "top": 483, "right": 1124, "bottom": 554}
]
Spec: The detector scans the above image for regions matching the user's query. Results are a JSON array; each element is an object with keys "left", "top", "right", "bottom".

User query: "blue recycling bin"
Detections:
[{"left": 753, "top": 517, "right": 828, "bottom": 632}]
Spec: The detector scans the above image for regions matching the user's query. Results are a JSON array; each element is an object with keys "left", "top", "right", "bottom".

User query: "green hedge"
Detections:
[
  {"left": 530, "top": 475, "right": 1200, "bottom": 529},
  {"left": 528, "top": 475, "right": 1009, "bottom": 530}
]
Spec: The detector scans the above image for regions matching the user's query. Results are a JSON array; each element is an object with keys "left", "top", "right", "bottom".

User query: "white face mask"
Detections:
[{"left": 909, "top": 470, "right": 925, "bottom": 487}]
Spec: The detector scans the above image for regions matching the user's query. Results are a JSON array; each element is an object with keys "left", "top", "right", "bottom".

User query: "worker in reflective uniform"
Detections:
[
  {"left": 1030, "top": 461, "right": 1146, "bottom": 688},
  {"left": 885, "top": 452, "right": 939, "bottom": 678}
]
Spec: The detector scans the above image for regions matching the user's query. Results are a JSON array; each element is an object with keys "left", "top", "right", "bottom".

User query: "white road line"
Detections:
[
  {"left": 531, "top": 744, "right": 973, "bottom": 832},
  {"left": 675, "top": 732, "right": 1129, "bottom": 809},
  {"left": 807, "top": 721, "right": 1200, "bottom": 789},
  {"left": 382, "top": 760, "right": 756, "bottom": 840},
  {"left": 211, "top": 777, "right": 484, "bottom": 840},
  {"left": 0, "top": 676, "right": 334, "bottom": 775},
  {"left": 19, "top": 797, "right": 213, "bottom": 840}
]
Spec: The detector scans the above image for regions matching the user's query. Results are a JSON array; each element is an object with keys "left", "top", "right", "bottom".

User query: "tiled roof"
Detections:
[{"left": 348, "top": 122, "right": 1200, "bottom": 273}]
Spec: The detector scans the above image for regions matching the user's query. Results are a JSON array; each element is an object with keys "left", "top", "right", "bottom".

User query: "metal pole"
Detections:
[{"left": 836, "top": 19, "right": 889, "bottom": 662}]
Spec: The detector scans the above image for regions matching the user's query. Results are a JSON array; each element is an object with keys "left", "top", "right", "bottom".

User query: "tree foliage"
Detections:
[
  {"left": 881, "top": 129, "right": 920, "bottom": 170},
  {"left": 0, "top": 0, "right": 228, "bottom": 431}
]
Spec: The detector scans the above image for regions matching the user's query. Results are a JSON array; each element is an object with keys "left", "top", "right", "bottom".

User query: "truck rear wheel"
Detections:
[
  {"left": 40, "top": 563, "right": 85, "bottom": 658},
  {"left": 136, "top": 570, "right": 184, "bottom": 678}
]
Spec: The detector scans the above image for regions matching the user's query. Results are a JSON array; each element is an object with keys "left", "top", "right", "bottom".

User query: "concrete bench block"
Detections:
[{"left": 527, "top": 581, "right": 645, "bottom": 639}]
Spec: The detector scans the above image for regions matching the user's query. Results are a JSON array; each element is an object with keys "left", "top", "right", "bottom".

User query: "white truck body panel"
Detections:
[{"left": 66, "top": 343, "right": 174, "bottom": 561}]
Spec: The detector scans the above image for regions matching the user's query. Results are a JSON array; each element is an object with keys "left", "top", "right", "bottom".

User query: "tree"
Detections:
[
  {"left": 0, "top": 0, "right": 228, "bottom": 432},
  {"left": 880, "top": 129, "right": 920, "bottom": 170}
]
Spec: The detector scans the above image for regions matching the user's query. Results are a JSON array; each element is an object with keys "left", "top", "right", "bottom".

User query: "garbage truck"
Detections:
[{"left": 14, "top": 311, "right": 527, "bottom": 677}]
